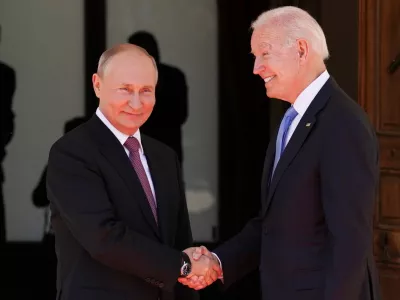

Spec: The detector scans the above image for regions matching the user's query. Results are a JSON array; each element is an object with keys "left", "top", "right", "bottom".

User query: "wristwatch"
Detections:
[{"left": 180, "top": 252, "right": 192, "bottom": 277}]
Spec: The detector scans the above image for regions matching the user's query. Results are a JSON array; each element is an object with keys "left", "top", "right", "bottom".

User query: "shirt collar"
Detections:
[
  {"left": 293, "top": 70, "right": 330, "bottom": 116},
  {"left": 96, "top": 108, "right": 144, "bottom": 154}
]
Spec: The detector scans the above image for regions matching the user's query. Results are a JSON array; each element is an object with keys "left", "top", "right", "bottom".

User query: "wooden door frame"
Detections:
[{"left": 358, "top": 0, "right": 378, "bottom": 126}]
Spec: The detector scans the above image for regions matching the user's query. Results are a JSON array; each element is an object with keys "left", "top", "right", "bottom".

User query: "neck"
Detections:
[
  {"left": 117, "top": 126, "right": 138, "bottom": 137},
  {"left": 286, "top": 64, "right": 326, "bottom": 104}
]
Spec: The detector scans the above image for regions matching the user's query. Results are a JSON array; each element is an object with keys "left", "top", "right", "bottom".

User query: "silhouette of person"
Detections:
[
  {"left": 128, "top": 31, "right": 188, "bottom": 165},
  {"left": 0, "top": 24, "right": 16, "bottom": 245},
  {"left": 32, "top": 116, "right": 89, "bottom": 300}
]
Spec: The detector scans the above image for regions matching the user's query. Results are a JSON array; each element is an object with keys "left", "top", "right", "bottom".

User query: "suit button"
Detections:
[
  {"left": 159, "top": 282, "right": 164, "bottom": 288},
  {"left": 264, "top": 227, "right": 269, "bottom": 234}
]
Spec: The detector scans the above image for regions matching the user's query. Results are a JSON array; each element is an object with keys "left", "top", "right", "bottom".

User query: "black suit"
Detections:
[
  {"left": 46, "top": 115, "right": 198, "bottom": 300},
  {"left": 214, "top": 78, "right": 381, "bottom": 300}
]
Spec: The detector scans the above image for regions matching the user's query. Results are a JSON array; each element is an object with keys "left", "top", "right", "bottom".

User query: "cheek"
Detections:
[
  {"left": 111, "top": 95, "right": 131, "bottom": 109},
  {"left": 275, "top": 61, "right": 295, "bottom": 81},
  {"left": 265, "top": 58, "right": 283, "bottom": 75},
  {"left": 142, "top": 96, "right": 155, "bottom": 110}
]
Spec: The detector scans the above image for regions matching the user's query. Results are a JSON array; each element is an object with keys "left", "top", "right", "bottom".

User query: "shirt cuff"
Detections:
[{"left": 211, "top": 252, "right": 224, "bottom": 280}]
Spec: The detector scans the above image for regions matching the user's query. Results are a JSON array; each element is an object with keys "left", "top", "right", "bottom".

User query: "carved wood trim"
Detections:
[{"left": 358, "top": 0, "right": 378, "bottom": 126}]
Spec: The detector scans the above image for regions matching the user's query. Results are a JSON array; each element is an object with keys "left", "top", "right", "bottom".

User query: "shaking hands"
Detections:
[{"left": 178, "top": 246, "right": 223, "bottom": 290}]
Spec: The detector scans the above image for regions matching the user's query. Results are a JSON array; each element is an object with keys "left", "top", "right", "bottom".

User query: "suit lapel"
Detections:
[
  {"left": 141, "top": 137, "right": 174, "bottom": 246},
  {"left": 262, "top": 78, "right": 336, "bottom": 216},
  {"left": 88, "top": 116, "right": 160, "bottom": 238},
  {"left": 263, "top": 115, "right": 316, "bottom": 214},
  {"left": 261, "top": 127, "right": 278, "bottom": 202}
]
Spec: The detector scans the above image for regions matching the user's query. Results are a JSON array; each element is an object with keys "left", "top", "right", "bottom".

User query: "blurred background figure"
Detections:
[
  {"left": 32, "top": 116, "right": 88, "bottom": 300},
  {"left": 128, "top": 31, "right": 188, "bottom": 165},
  {"left": 0, "top": 23, "right": 16, "bottom": 245}
]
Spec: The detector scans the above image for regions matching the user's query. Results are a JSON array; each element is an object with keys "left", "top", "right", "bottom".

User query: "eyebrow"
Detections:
[
  {"left": 118, "top": 83, "right": 154, "bottom": 90},
  {"left": 249, "top": 43, "right": 272, "bottom": 55}
]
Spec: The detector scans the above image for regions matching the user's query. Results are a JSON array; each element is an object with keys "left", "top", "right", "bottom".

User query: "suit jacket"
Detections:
[
  {"left": 214, "top": 78, "right": 381, "bottom": 300},
  {"left": 46, "top": 115, "right": 198, "bottom": 300}
]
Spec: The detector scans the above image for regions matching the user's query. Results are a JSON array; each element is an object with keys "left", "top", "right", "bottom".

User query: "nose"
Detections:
[
  {"left": 128, "top": 93, "right": 141, "bottom": 110},
  {"left": 253, "top": 56, "right": 265, "bottom": 75}
]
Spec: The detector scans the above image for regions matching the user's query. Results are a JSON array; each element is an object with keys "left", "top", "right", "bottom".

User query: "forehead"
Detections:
[
  {"left": 104, "top": 51, "right": 156, "bottom": 85},
  {"left": 251, "top": 25, "right": 283, "bottom": 52}
]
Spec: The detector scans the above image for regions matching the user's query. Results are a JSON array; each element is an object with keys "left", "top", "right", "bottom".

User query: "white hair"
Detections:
[{"left": 251, "top": 6, "right": 329, "bottom": 61}]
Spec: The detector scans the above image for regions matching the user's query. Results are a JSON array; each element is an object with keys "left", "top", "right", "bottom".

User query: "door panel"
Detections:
[
  {"left": 359, "top": 0, "right": 400, "bottom": 298},
  {"left": 377, "top": 264, "right": 400, "bottom": 300}
]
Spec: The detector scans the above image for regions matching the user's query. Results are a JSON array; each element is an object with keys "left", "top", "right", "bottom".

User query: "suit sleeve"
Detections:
[
  {"left": 320, "top": 118, "right": 378, "bottom": 300},
  {"left": 46, "top": 141, "right": 182, "bottom": 292},
  {"left": 213, "top": 214, "right": 262, "bottom": 288},
  {"left": 172, "top": 155, "right": 200, "bottom": 300}
]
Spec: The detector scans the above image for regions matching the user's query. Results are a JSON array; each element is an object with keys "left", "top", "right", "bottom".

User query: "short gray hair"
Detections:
[
  {"left": 251, "top": 6, "right": 329, "bottom": 61},
  {"left": 97, "top": 43, "right": 158, "bottom": 81}
]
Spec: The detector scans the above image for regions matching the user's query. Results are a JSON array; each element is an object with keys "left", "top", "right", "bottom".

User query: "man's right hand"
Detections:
[{"left": 178, "top": 246, "right": 222, "bottom": 290}]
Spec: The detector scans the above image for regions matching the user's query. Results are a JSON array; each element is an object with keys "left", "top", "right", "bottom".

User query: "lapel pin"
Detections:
[{"left": 306, "top": 122, "right": 311, "bottom": 127}]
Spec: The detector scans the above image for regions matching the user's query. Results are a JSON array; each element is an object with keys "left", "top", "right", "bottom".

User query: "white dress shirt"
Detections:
[
  {"left": 96, "top": 108, "right": 156, "bottom": 201},
  {"left": 284, "top": 70, "right": 330, "bottom": 147}
]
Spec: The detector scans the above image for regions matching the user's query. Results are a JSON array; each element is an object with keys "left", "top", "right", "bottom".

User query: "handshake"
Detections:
[{"left": 178, "top": 246, "right": 223, "bottom": 290}]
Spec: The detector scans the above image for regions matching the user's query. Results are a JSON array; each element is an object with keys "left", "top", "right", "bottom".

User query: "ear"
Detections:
[
  {"left": 297, "top": 39, "right": 309, "bottom": 63},
  {"left": 92, "top": 73, "right": 101, "bottom": 98}
]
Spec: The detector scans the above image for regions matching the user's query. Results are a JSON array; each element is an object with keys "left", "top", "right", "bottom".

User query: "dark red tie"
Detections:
[{"left": 124, "top": 137, "right": 158, "bottom": 222}]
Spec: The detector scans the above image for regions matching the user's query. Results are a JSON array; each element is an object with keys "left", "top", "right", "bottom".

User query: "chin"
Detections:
[
  {"left": 266, "top": 90, "right": 276, "bottom": 99},
  {"left": 125, "top": 121, "right": 142, "bottom": 130}
]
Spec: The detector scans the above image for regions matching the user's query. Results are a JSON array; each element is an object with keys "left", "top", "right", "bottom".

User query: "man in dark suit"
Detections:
[
  {"left": 128, "top": 31, "right": 188, "bottom": 165},
  {"left": 180, "top": 6, "right": 381, "bottom": 300},
  {"left": 0, "top": 24, "right": 16, "bottom": 244},
  {"left": 32, "top": 117, "right": 89, "bottom": 300},
  {"left": 46, "top": 44, "right": 219, "bottom": 300}
]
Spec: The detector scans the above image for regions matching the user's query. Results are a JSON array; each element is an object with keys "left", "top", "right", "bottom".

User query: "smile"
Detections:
[{"left": 264, "top": 76, "right": 275, "bottom": 83}]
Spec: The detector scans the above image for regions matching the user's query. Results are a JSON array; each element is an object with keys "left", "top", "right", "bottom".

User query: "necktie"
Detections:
[
  {"left": 272, "top": 106, "right": 298, "bottom": 175},
  {"left": 124, "top": 137, "right": 158, "bottom": 223}
]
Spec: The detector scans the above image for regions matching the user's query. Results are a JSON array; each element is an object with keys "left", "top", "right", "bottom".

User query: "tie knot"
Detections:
[
  {"left": 284, "top": 106, "right": 298, "bottom": 121},
  {"left": 124, "top": 136, "right": 141, "bottom": 152}
]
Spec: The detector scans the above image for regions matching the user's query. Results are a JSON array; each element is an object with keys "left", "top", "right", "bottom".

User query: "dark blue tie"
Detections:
[{"left": 272, "top": 106, "right": 298, "bottom": 176}]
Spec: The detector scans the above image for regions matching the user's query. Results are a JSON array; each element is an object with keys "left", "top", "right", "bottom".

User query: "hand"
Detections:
[{"left": 178, "top": 246, "right": 222, "bottom": 290}]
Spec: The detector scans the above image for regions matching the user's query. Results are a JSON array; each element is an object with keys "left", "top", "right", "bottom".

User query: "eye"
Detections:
[
  {"left": 141, "top": 88, "right": 152, "bottom": 93},
  {"left": 119, "top": 87, "right": 129, "bottom": 92}
]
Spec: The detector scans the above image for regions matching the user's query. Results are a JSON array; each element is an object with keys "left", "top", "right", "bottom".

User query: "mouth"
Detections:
[
  {"left": 124, "top": 111, "right": 142, "bottom": 116},
  {"left": 264, "top": 76, "right": 275, "bottom": 84}
]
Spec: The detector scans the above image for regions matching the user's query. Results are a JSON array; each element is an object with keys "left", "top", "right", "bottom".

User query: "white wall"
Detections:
[
  {"left": 0, "top": 0, "right": 217, "bottom": 242},
  {"left": 0, "top": 0, "right": 85, "bottom": 241},
  {"left": 107, "top": 0, "right": 219, "bottom": 241}
]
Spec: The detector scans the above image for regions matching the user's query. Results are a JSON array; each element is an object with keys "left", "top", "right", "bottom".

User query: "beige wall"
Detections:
[{"left": 1, "top": 0, "right": 84, "bottom": 241}]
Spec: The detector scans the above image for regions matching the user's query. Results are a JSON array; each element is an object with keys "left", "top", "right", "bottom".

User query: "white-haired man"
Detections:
[{"left": 180, "top": 6, "right": 381, "bottom": 300}]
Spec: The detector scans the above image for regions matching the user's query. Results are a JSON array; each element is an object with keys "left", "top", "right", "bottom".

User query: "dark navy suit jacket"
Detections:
[{"left": 215, "top": 78, "right": 381, "bottom": 300}]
